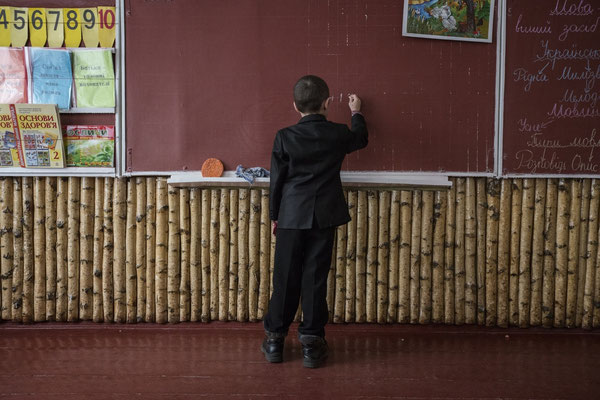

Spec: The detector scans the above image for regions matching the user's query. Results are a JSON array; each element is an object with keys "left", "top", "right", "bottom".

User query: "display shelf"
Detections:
[
  {"left": 167, "top": 171, "right": 452, "bottom": 190},
  {"left": 0, "top": 167, "right": 115, "bottom": 177},
  {"left": 60, "top": 107, "right": 116, "bottom": 114}
]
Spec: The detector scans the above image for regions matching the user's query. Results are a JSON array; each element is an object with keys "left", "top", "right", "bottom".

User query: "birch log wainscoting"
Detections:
[{"left": 0, "top": 176, "right": 599, "bottom": 329}]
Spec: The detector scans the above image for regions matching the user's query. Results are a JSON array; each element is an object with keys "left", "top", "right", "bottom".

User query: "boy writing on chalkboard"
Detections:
[{"left": 262, "top": 75, "right": 368, "bottom": 368}]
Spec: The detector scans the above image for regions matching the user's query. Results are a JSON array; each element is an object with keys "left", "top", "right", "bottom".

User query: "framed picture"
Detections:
[{"left": 402, "top": 0, "right": 495, "bottom": 43}]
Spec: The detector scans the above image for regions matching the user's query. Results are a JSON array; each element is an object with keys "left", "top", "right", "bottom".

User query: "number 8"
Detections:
[{"left": 66, "top": 9, "right": 78, "bottom": 30}]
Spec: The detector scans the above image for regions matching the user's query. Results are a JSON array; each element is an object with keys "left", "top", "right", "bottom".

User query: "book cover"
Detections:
[
  {"left": 64, "top": 125, "right": 114, "bottom": 167},
  {"left": 72, "top": 49, "right": 115, "bottom": 108},
  {"left": 0, "top": 104, "right": 21, "bottom": 167},
  {"left": 0, "top": 47, "right": 28, "bottom": 104},
  {"left": 11, "top": 104, "right": 66, "bottom": 168},
  {"left": 30, "top": 48, "right": 72, "bottom": 110}
]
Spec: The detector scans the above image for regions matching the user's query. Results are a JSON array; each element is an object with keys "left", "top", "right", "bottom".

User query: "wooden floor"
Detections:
[{"left": 0, "top": 322, "right": 599, "bottom": 399}]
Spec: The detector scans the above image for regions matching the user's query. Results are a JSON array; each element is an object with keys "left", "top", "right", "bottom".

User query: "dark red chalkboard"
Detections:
[
  {"left": 503, "top": 0, "right": 600, "bottom": 175},
  {"left": 125, "top": 0, "right": 497, "bottom": 173}
]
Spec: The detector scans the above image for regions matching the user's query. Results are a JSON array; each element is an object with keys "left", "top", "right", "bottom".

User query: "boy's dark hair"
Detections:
[{"left": 293, "top": 75, "right": 330, "bottom": 113}]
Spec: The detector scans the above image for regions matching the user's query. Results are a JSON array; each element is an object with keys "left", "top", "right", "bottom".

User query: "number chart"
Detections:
[{"left": 0, "top": 5, "right": 116, "bottom": 48}]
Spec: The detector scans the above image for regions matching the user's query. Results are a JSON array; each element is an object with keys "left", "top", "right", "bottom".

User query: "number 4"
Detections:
[{"left": 0, "top": 8, "right": 7, "bottom": 29}]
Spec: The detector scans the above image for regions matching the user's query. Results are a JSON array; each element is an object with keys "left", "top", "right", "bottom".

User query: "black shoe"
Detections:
[
  {"left": 261, "top": 331, "right": 286, "bottom": 363},
  {"left": 298, "top": 334, "right": 328, "bottom": 368}
]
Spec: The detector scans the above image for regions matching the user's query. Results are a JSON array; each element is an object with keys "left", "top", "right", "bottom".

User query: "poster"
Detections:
[
  {"left": 64, "top": 125, "right": 114, "bottom": 167},
  {"left": 0, "top": 47, "right": 28, "bottom": 104},
  {"left": 72, "top": 49, "right": 115, "bottom": 108},
  {"left": 30, "top": 48, "right": 72, "bottom": 110},
  {"left": 403, "top": 0, "right": 495, "bottom": 43}
]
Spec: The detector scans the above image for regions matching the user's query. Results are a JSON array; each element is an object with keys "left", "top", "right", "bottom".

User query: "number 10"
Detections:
[{"left": 98, "top": 8, "right": 115, "bottom": 30}]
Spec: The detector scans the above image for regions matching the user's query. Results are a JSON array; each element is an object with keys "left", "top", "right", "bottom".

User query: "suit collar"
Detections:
[{"left": 298, "top": 114, "right": 327, "bottom": 124}]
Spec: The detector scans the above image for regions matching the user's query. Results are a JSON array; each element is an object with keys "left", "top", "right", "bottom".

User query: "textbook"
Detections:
[
  {"left": 0, "top": 48, "right": 28, "bottom": 104},
  {"left": 29, "top": 48, "right": 73, "bottom": 110},
  {"left": 0, "top": 104, "right": 21, "bottom": 167},
  {"left": 64, "top": 125, "right": 114, "bottom": 167},
  {"left": 72, "top": 49, "right": 115, "bottom": 108},
  {"left": 9, "top": 104, "right": 66, "bottom": 168}
]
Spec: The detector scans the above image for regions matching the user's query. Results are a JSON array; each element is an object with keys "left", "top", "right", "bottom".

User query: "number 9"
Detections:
[{"left": 83, "top": 9, "right": 95, "bottom": 29}]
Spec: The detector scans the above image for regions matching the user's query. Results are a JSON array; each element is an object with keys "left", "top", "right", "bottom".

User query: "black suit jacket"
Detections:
[{"left": 269, "top": 113, "right": 368, "bottom": 229}]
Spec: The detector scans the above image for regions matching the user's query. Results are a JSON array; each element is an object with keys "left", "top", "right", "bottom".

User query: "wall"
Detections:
[{"left": 0, "top": 177, "right": 598, "bottom": 329}]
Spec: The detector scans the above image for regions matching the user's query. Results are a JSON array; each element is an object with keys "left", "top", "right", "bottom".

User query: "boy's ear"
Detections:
[
  {"left": 293, "top": 101, "right": 300, "bottom": 113},
  {"left": 323, "top": 97, "right": 332, "bottom": 110}
]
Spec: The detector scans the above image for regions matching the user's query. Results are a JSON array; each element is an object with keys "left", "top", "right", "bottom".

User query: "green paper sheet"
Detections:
[{"left": 73, "top": 49, "right": 115, "bottom": 108}]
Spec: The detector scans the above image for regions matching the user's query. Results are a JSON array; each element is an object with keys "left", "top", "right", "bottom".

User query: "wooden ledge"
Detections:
[{"left": 167, "top": 171, "right": 452, "bottom": 190}]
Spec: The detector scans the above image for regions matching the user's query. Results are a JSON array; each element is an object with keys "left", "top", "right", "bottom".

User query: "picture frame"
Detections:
[{"left": 402, "top": 0, "right": 495, "bottom": 43}]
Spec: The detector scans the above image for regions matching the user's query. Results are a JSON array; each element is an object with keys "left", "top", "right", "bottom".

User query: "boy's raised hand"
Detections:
[{"left": 348, "top": 94, "right": 361, "bottom": 113}]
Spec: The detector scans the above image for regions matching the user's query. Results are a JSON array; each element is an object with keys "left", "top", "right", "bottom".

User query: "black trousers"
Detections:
[{"left": 263, "top": 226, "right": 336, "bottom": 338}]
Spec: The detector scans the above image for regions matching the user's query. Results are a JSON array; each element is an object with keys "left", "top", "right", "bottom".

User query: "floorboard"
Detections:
[{"left": 1, "top": 323, "right": 599, "bottom": 399}]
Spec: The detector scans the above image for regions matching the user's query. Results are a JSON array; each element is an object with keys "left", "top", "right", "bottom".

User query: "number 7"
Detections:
[{"left": 48, "top": 10, "right": 60, "bottom": 30}]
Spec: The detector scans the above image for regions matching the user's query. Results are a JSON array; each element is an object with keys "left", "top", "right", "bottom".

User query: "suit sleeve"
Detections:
[
  {"left": 345, "top": 113, "right": 368, "bottom": 154},
  {"left": 269, "top": 131, "right": 288, "bottom": 221}
]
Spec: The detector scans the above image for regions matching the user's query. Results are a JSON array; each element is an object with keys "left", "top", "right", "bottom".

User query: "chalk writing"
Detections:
[
  {"left": 558, "top": 16, "right": 599, "bottom": 41},
  {"left": 513, "top": 63, "right": 550, "bottom": 92},
  {"left": 515, "top": 14, "right": 552, "bottom": 34},
  {"left": 504, "top": 0, "right": 600, "bottom": 175}
]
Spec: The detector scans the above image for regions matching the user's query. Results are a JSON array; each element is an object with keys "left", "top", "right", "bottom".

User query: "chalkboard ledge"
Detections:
[{"left": 167, "top": 171, "right": 451, "bottom": 190}]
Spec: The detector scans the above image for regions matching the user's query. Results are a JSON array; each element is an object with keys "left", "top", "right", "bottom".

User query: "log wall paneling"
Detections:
[
  {"left": 454, "top": 179, "right": 466, "bottom": 325},
  {"left": 101, "top": 178, "right": 114, "bottom": 323},
  {"left": 45, "top": 178, "right": 57, "bottom": 321},
  {"left": 92, "top": 178, "right": 104, "bottom": 322},
  {"left": 582, "top": 180, "right": 599, "bottom": 329},
  {"left": 136, "top": 178, "right": 147, "bottom": 322},
  {"left": 0, "top": 178, "right": 13, "bottom": 320},
  {"left": 497, "top": 180, "right": 512, "bottom": 328},
  {"left": 33, "top": 178, "right": 45, "bottom": 322},
  {"left": 227, "top": 189, "right": 239, "bottom": 321},
  {"left": 80, "top": 177, "right": 94, "bottom": 321},
  {"left": 12, "top": 178, "right": 23, "bottom": 322},
  {"left": 387, "top": 191, "right": 400, "bottom": 323},
  {"left": 22, "top": 178, "right": 34, "bottom": 323},
  {"left": 345, "top": 191, "right": 358, "bottom": 322},
  {"left": 474, "top": 178, "right": 487, "bottom": 325},
  {"left": 0, "top": 177, "right": 598, "bottom": 329},
  {"left": 443, "top": 183, "right": 456, "bottom": 324},
  {"left": 189, "top": 188, "right": 201, "bottom": 321}
]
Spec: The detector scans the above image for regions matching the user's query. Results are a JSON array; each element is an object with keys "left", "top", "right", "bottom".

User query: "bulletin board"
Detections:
[{"left": 124, "top": 0, "right": 498, "bottom": 174}]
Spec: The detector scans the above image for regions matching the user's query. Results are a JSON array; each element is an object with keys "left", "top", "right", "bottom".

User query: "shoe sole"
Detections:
[
  {"left": 261, "top": 347, "right": 283, "bottom": 363},
  {"left": 303, "top": 354, "right": 327, "bottom": 368}
]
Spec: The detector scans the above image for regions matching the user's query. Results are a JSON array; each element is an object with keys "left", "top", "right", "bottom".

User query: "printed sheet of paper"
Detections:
[
  {"left": 0, "top": 47, "right": 28, "bottom": 104},
  {"left": 30, "top": 48, "right": 72, "bottom": 110},
  {"left": 73, "top": 49, "right": 115, "bottom": 108}
]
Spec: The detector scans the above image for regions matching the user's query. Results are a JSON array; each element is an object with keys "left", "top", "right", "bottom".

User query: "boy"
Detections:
[{"left": 263, "top": 75, "right": 368, "bottom": 368}]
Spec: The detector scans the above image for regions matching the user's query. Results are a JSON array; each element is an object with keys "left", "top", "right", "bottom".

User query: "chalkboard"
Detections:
[
  {"left": 125, "top": 0, "right": 497, "bottom": 173},
  {"left": 502, "top": 0, "right": 600, "bottom": 175}
]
